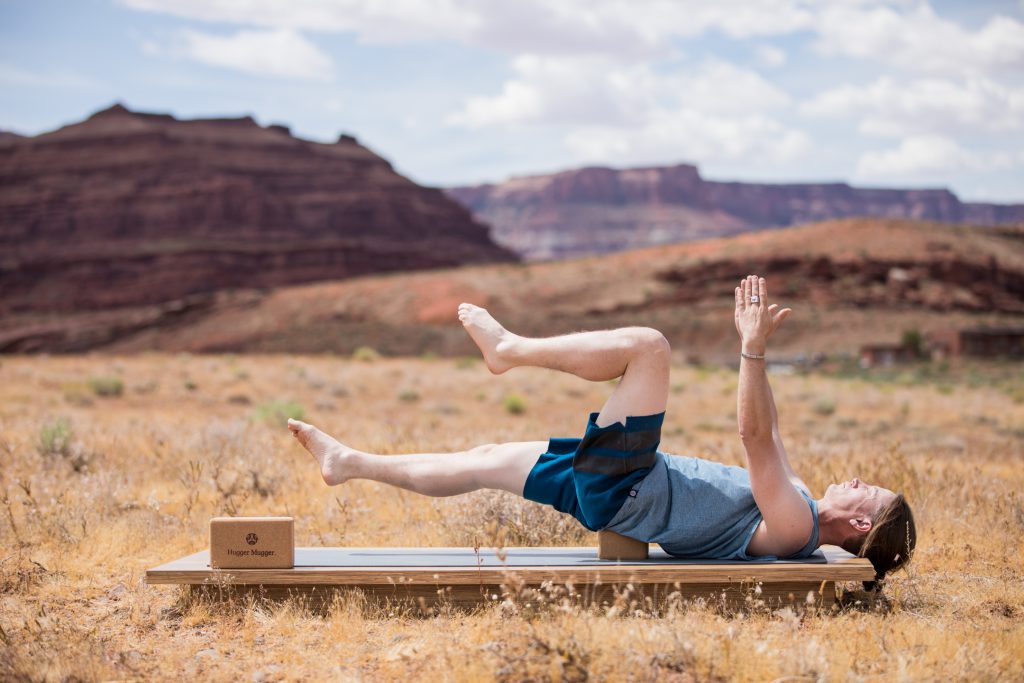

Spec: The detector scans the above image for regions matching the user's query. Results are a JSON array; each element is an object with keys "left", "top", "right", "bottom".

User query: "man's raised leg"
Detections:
[
  {"left": 458, "top": 304, "right": 670, "bottom": 426},
  {"left": 288, "top": 418, "right": 545, "bottom": 496}
]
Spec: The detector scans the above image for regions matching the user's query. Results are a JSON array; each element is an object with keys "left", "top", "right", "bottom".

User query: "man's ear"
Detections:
[{"left": 850, "top": 516, "right": 872, "bottom": 534}]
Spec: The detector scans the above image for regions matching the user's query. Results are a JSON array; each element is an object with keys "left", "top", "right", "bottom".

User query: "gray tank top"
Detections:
[{"left": 604, "top": 451, "right": 820, "bottom": 560}]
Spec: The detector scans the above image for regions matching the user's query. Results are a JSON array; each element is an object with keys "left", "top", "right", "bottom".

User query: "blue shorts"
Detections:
[{"left": 522, "top": 411, "right": 665, "bottom": 531}]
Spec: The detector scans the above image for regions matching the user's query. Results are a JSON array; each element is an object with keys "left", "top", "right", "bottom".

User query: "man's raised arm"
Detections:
[{"left": 734, "top": 275, "right": 811, "bottom": 554}]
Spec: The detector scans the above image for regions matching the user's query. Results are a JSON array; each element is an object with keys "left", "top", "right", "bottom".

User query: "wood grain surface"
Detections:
[{"left": 147, "top": 545, "right": 873, "bottom": 588}]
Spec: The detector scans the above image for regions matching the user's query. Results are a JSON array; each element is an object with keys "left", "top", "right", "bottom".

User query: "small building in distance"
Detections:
[
  {"left": 859, "top": 343, "right": 920, "bottom": 368},
  {"left": 869, "top": 327, "right": 1024, "bottom": 365},
  {"left": 958, "top": 327, "right": 1024, "bottom": 357}
]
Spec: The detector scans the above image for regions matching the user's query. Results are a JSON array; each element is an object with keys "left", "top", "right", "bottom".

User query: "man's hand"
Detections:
[{"left": 734, "top": 275, "right": 791, "bottom": 354}]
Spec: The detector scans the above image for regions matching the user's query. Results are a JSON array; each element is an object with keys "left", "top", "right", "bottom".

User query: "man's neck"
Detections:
[{"left": 815, "top": 498, "right": 847, "bottom": 547}]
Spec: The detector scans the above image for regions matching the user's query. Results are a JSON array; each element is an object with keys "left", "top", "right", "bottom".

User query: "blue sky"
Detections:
[{"left": 1, "top": 0, "right": 1022, "bottom": 201}]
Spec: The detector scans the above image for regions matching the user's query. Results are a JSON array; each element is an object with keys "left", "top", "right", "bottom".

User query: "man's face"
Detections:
[{"left": 824, "top": 477, "right": 897, "bottom": 520}]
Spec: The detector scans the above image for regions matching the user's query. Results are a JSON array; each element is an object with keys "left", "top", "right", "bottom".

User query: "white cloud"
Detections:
[
  {"left": 447, "top": 56, "right": 650, "bottom": 128},
  {"left": 856, "top": 135, "right": 1020, "bottom": 178},
  {"left": 448, "top": 57, "right": 791, "bottom": 128},
  {"left": 802, "top": 76, "right": 1024, "bottom": 137},
  {"left": 447, "top": 55, "right": 807, "bottom": 166},
  {"left": 814, "top": 3, "right": 1024, "bottom": 76},
  {"left": 754, "top": 44, "right": 787, "bottom": 68},
  {"left": 120, "top": 0, "right": 817, "bottom": 58},
  {"left": 121, "top": 0, "right": 1024, "bottom": 74},
  {"left": 565, "top": 109, "right": 810, "bottom": 167},
  {"left": 177, "top": 28, "right": 334, "bottom": 81}
]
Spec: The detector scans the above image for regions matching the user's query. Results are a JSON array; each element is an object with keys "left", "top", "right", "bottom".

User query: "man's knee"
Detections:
[
  {"left": 628, "top": 327, "right": 671, "bottom": 359},
  {"left": 470, "top": 443, "right": 498, "bottom": 456}
]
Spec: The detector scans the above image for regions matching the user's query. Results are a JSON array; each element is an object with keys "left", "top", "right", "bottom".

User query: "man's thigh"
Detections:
[
  {"left": 473, "top": 440, "right": 549, "bottom": 496},
  {"left": 595, "top": 351, "right": 670, "bottom": 428}
]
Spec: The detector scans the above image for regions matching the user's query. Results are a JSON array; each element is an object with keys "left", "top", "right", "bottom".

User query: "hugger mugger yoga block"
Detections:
[{"left": 210, "top": 516, "right": 295, "bottom": 569}]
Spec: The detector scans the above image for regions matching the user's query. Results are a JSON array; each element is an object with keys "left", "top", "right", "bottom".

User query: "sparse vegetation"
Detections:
[
  {"left": 37, "top": 416, "right": 73, "bottom": 456},
  {"left": 88, "top": 375, "right": 124, "bottom": 397},
  {"left": 252, "top": 399, "right": 306, "bottom": 426},
  {"left": 0, "top": 354, "right": 1022, "bottom": 681},
  {"left": 901, "top": 328, "right": 924, "bottom": 357},
  {"left": 812, "top": 398, "right": 836, "bottom": 416},
  {"left": 503, "top": 392, "right": 527, "bottom": 415},
  {"left": 352, "top": 345, "right": 380, "bottom": 362}
]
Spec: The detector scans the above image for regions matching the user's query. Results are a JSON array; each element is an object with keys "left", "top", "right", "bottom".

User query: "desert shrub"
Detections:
[
  {"left": 37, "top": 417, "right": 73, "bottom": 456},
  {"left": 253, "top": 399, "right": 306, "bottom": 426},
  {"left": 184, "top": 379, "right": 198, "bottom": 391},
  {"left": 503, "top": 393, "right": 527, "bottom": 415},
  {"left": 88, "top": 376, "right": 123, "bottom": 397},
  {"left": 812, "top": 398, "right": 836, "bottom": 416},
  {"left": 901, "top": 329, "right": 924, "bottom": 357},
  {"left": 352, "top": 346, "right": 380, "bottom": 362},
  {"left": 62, "top": 384, "right": 94, "bottom": 407},
  {"left": 397, "top": 390, "right": 420, "bottom": 402}
]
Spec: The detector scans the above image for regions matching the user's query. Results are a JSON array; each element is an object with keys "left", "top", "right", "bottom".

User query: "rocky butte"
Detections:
[
  {"left": 446, "top": 164, "right": 1024, "bottom": 261},
  {"left": 0, "top": 104, "right": 516, "bottom": 317}
]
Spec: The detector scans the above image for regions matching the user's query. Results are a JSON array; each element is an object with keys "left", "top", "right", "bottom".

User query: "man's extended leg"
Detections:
[
  {"left": 458, "top": 303, "right": 670, "bottom": 426},
  {"left": 288, "top": 418, "right": 546, "bottom": 496}
]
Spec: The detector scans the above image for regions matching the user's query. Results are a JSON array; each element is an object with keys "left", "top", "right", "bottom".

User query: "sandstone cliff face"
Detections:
[
  {"left": 447, "top": 164, "right": 1024, "bottom": 260},
  {"left": 0, "top": 104, "right": 516, "bottom": 315}
]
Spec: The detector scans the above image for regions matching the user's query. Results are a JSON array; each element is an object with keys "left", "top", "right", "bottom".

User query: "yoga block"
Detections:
[
  {"left": 597, "top": 529, "right": 649, "bottom": 560},
  {"left": 210, "top": 516, "right": 294, "bottom": 569}
]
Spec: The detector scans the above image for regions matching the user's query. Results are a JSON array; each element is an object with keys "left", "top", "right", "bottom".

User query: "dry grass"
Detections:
[{"left": 1, "top": 353, "right": 1022, "bottom": 681}]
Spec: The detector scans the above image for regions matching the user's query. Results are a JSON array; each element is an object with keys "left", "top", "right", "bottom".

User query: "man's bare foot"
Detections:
[
  {"left": 287, "top": 418, "right": 354, "bottom": 486},
  {"left": 457, "top": 303, "right": 519, "bottom": 374}
]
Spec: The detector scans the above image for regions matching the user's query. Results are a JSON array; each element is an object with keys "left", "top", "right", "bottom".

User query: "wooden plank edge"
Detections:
[{"left": 146, "top": 564, "right": 872, "bottom": 586}]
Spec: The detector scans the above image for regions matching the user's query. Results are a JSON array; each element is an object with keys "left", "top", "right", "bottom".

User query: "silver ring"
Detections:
[{"left": 750, "top": 295, "right": 760, "bottom": 303}]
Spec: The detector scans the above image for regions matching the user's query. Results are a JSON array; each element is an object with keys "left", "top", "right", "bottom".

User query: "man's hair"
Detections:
[{"left": 840, "top": 493, "right": 917, "bottom": 591}]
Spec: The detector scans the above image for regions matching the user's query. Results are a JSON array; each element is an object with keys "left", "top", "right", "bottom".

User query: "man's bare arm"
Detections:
[
  {"left": 735, "top": 276, "right": 811, "bottom": 554},
  {"left": 763, "top": 367, "right": 807, "bottom": 491}
]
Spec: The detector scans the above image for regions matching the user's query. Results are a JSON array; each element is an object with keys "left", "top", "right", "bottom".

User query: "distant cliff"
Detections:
[
  {"left": 447, "top": 164, "right": 1024, "bottom": 260},
  {"left": 0, "top": 104, "right": 516, "bottom": 316}
]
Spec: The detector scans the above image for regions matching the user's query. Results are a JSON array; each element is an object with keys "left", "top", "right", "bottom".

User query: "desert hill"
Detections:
[
  {"left": 5, "top": 218, "right": 1020, "bottom": 358},
  {"left": 447, "top": 164, "right": 1024, "bottom": 260},
  {"left": 0, "top": 104, "right": 516, "bottom": 316}
]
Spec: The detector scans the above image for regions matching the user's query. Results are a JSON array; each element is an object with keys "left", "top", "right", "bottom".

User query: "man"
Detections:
[{"left": 289, "top": 275, "right": 916, "bottom": 586}]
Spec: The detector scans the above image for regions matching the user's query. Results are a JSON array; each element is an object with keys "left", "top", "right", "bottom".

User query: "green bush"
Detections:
[
  {"left": 812, "top": 398, "right": 836, "bottom": 417},
  {"left": 254, "top": 400, "right": 306, "bottom": 427},
  {"left": 503, "top": 393, "right": 527, "bottom": 415},
  {"left": 352, "top": 346, "right": 380, "bottom": 362},
  {"left": 88, "top": 376, "right": 124, "bottom": 398},
  {"left": 38, "top": 417, "right": 73, "bottom": 456},
  {"left": 901, "top": 329, "right": 924, "bottom": 357}
]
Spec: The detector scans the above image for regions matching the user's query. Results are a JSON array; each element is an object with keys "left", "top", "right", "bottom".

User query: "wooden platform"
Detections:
[{"left": 146, "top": 546, "right": 874, "bottom": 609}]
